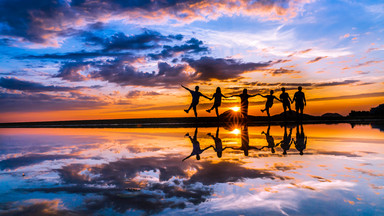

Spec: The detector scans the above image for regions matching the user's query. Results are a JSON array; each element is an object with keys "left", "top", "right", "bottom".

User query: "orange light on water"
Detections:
[
  {"left": 231, "top": 128, "right": 241, "bottom": 135},
  {"left": 231, "top": 107, "right": 240, "bottom": 112}
]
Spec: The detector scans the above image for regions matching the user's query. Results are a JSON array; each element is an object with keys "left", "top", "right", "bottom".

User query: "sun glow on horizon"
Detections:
[
  {"left": 231, "top": 128, "right": 241, "bottom": 135},
  {"left": 231, "top": 107, "right": 240, "bottom": 112}
]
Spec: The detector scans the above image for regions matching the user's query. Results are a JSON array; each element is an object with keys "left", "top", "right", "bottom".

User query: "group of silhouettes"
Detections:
[
  {"left": 182, "top": 124, "right": 307, "bottom": 161},
  {"left": 182, "top": 85, "right": 306, "bottom": 119}
]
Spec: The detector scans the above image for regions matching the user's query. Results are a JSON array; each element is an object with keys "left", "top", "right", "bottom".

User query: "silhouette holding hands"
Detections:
[
  {"left": 293, "top": 124, "right": 307, "bottom": 155},
  {"left": 279, "top": 87, "right": 292, "bottom": 118},
  {"left": 259, "top": 90, "right": 282, "bottom": 118},
  {"left": 182, "top": 85, "right": 210, "bottom": 119},
  {"left": 292, "top": 86, "right": 306, "bottom": 119},
  {"left": 207, "top": 127, "right": 228, "bottom": 158},
  {"left": 261, "top": 124, "right": 279, "bottom": 153},
  {"left": 207, "top": 87, "right": 229, "bottom": 118},
  {"left": 232, "top": 89, "right": 258, "bottom": 119},
  {"left": 183, "top": 127, "right": 212, "bottom": 161},
  {"left": 279, "top": 125, "right": 293, "bottom": 155}
]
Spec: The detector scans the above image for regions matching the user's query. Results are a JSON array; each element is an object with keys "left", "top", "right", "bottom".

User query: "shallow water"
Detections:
[{"left": 0, "top": 124, "right": 383, "bottom": 215}]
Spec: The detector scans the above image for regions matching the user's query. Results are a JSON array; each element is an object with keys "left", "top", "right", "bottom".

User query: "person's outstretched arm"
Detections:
[
  {"left": 288, "top": 94, "right": 292, "bottom": 103},
  {"left": 200, "top": 93, "right": 210, "bottom": 100},
  {"left": 249, "top": 93, "right": 260, "bottom": 98},
  {"left": 181, "top": 85, "right": 192, "bottom": 92},
  {"left": 202, "top": 145, "right": 214, "bottom": 152},
  {"left": 182, "top": 154, "right": 193, "bottom": 161},
  {"left": 259, "top": 94, "right": 268, "bottom": 98},
  {"left": 274, "top": 96, "right": 282, "bottom": 102},
  {"left": 292, "top": 94, "right": 296, "bottom": 104}
]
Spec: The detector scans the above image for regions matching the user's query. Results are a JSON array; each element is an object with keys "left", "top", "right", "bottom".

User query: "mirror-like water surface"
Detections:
[{"left": 0, "top": 124, "right": 383, "bottom": 215}]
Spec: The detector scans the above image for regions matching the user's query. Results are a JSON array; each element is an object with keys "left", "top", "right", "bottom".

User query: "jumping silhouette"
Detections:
[
  {"left": 229, "top": 124, "right": 258, "bottom": 156},
  {"left": 232, "top": 89, "right": 258, "bottom": 119},
  {"left": 207, "top": 127, "right": 228, "bottom": 158},
  {"left": 259, "top": 90, "right": 282, "bottom": 118},
  {"left": 293, "top": 124, "right": 307, "bottom": 155},
  {"left": 279, "top": 125, "right": 293, "bottom": 155},
  {"left": 292, "top": 86, "right": 306, "bottom": 119},
  {"left": 182, "top": 85, "right": 210, "bottom": 119},
  {"left": 261, "top": 124, "right": 279, "bottom": 153},
  {"left": 279, "top": 87, "right": 292, "bottom": 118},
  {"left": 183, "top": 127, "right": 212, "bottom": 161},
  {"left": 206, "top": 87, "right": 229, "bottom": 118}
]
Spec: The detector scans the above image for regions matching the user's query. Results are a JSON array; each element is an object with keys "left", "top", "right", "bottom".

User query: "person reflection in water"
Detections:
[
  {"left": 183, "top": 127, "right": 212, "bottom": 161},
  {"left": 232, "top": 89, "right": 259, "bottom": 120},
  {"left": 293, "top": 124, "right": 307, "bottom": 155},
  {"left": 261, "top": 124, "right": 279, "bottom": 153},
  {"left": 279, "top": 125, "right": 293, "bottom": 155},
  {"left": 182, "top": 85, "right": 210, "bottom": 119},
  {"left": 207, "top": 127, "right": 227, "bottom": 158},
  {"left": 230, "top": 125, "right": 258, "bottom": 156},
  {"left": 206, "top": 87, "right": 229, "bottom": 118}
]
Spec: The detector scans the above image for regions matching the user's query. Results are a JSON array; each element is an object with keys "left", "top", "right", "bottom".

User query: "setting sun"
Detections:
[
  {"left": 231, "top": 128, "right": 241, "bottom": 135},
  {"left": 231, "top": 107, "right": 240, "bottom": 112}
]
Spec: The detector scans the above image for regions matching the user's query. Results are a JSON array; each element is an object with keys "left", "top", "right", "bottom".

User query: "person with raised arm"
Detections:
[
  {"left": 260, "top": 124, "right": 279, "bottom": 153},
  {"left": 232, "top": 89, "right": 259, "bottom": 120},
  {"left": 181, "top": 85, "right": 210, "bottom": 119},
  {"left": 206, "top": 87, "right": 229, "bottom": 118},
  {"left": 292, "top": 86, "right": 306, "bottom": 119},
  {"left": 183, "top": 127, "right": 213, "bottom": 161},
  {"left": 259, "top": 90, "right": 282, "bottom": 119}
]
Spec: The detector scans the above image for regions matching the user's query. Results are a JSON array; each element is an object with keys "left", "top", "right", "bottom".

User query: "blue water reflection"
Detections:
[{"left": 0, "top": 124, "right": 383, "bottom": 215}]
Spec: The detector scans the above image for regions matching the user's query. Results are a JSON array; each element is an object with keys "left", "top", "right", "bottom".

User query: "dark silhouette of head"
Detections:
[
  {"left": 216, "top": 87, "right": 221, "bottom": 94},
  {"left": 195, "top": 86, "right": 199, "bottom": 91},
  {"left": 298, "top": 86, "right": 302, "bottom": 91},
  {"left": 281, "top": 87, "right": 286, "bottom": 92},
  {"left": 196, "top": 154, "right": 201, "bottom": 160},
  {"left": 243, "top": 89, "right": 247, "bottom": 94},
  {"left": 270, "top": 90, "right": 274, "bottom": 95},
  {"left": 217, "top": 151, "right": 222, "bottom": 158},
  {"left": 300, "top": 151, "right": 303, "bottom": 155}
]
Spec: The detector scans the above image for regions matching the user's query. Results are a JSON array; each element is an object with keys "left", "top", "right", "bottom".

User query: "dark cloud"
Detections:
[
  {"left": 0, "top": 200, "right": 79, "bottom": 216},
  {"left": 184, "top": 57, "right": 272, "bottom": 81},
  {"left": 90, "top": 58, "right": 191, "bottom": 86},
  {"left": 126, "top": 90, "right": 161, "bottom": 97},
  {"left": 268, "top": 68, "right": 300, "bottom": 76},
  {"left": 0, "top": 91, "right": 107, "bottom": 112},
  {"left": 307, "top": 56, "right": 327, "bottom": 64},
  {"left": 0, "top": 77, "right": 79, "bottom": 92},
  {"left": 20, "top": 51, "right": 133, "bottom": 60},
  {"left": 314, "top": 79, "right": 359, "bottom": 87},
  {"left": 55, "top": 62, "right": 90, "bottom": 81},
  {"left": 187, "top": 161, "right": 284, "bottom": 185},
  {"left": 308, "top": 92, "right": 384, "bottom": 102},
  {"left": 149, "top": 38, "right": 209, "bottom": 60},
  {"left": 0, "top": 154, "right": 78, "bottom": 170}
]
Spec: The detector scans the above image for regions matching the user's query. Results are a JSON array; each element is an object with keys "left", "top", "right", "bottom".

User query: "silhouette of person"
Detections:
[
  {"left": 229, "top": 124, "right": 258, "bottom": 156},
  {"left": 232, "top": 89, "right": 258, "bottom": 119},
  {"left": 206, "top": 87, "right": 229, "bottom": 118},
  {"left": 207, "top": 127, "right": 227, "bottom": 158},
  {"left": 279, "top": 87, "right": 292, "bottom": 118},
  {"left": 259, "top": 90, "right": 282, "bottom": 118},
  {"left": 261, "top": 124, "right": 279, "bottom": 153},
  {"left": 183, "top": 127, "right": 212, "bottom": 161},
  {"left": 293, "top": 124, "right": 307, "bottom": 155},
  {"left": 292, "top": 86, "right": 306, "bottom": 119},
  {"left": 182, "top": 85, "right": 210, "bottom": 119},
  {"left": 279, "top": 125, "right": 293, "bottom": 155}
]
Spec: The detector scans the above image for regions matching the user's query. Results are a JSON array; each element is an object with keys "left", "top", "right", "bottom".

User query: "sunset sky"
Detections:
[{"left": 0, "top": 0, "right": 383, "bottom": 122}]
